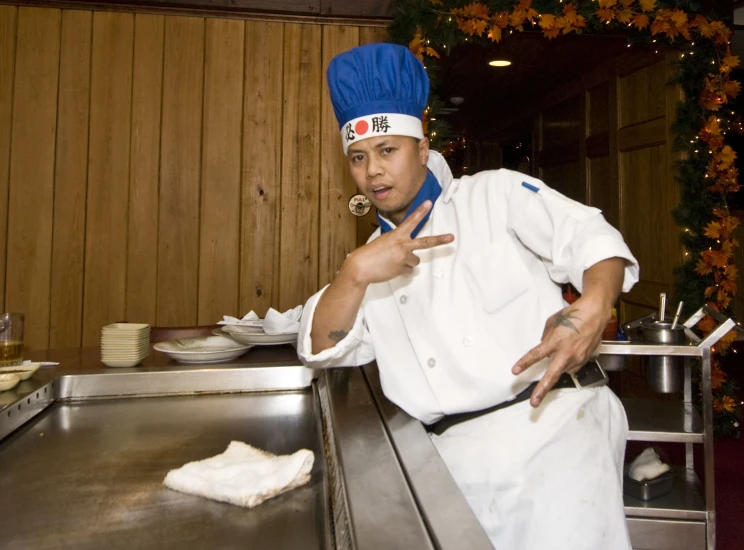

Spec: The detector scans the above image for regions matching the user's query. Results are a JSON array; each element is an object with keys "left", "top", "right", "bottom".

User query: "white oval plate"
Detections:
[
  {"left": 153, "top": 335, "right": 253, "bottom": 363},
  {"left": 0, "top": 364, "right": 41, "bottom": 380},
  {"left": 0, "top": 373, "right": 21, "bottom": 391},
  {"left": 221, "top": 327, "right": 298, "bottom": 346}
]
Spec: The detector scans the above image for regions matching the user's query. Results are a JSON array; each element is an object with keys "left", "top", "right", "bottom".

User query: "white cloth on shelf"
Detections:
[
  {"left": 628, "top": 447, "right": 670, "bottom": 481},
  {"left": 163, "top": 441, "right": 314, "bottom": 508}
]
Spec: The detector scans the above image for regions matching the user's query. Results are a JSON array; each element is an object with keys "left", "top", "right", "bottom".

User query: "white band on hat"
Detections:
[{"left": 341, "top": 113, "right": 424, "bottom": 154}]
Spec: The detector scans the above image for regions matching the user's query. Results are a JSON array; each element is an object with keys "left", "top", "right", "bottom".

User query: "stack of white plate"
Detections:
[{"left": 101, "top": 323, "right": 151, "bottom": 368}]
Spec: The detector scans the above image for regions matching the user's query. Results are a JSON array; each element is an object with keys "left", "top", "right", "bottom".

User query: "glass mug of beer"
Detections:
[{"left": 0, "top": 313, "right": 24, "bottom": 366}]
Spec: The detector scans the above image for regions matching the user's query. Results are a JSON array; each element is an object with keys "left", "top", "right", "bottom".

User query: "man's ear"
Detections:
[{"left": 418, "top": 138, "right": 430, "bottom": 166}]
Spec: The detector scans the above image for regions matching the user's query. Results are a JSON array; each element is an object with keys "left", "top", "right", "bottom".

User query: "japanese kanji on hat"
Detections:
[{"left": 327, "top": 43, "right": 429, "bottom": 154}]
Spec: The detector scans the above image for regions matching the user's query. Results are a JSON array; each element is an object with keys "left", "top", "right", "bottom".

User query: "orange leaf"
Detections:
[
  {"left": 698, "top": 315, "right": 716, "bottom": 333},
  {"left": 619, "top": 0, "right": 634, "bottom": 7},
  {"left": 708, "top": 249, "right": 729, "bottom": 268},
  {"left": 704, "top": 221, "right": 723, "bottom": 239},
  {"left": 723, "top": 80, "right": 741, "bottom": 99},
  {"left": 720, "top": 280, "right": 737, "bottom": 294},
  {"left": 639, "top": 0, "right": 656, "bottom": 11},
  {"left": 409, "top": 31, "right": 425, "bottom": 62},
  {"left": 722, "top": 55, "right": 741, "bottom": 73},
  {"left": 718, "top": 332, "right": 738, "bottom": 354},
  {"left": 695, "top": 259, "right": 713, "bottom": 276},
  {"left": 670, "top": 9, "right": 688, "bottom": 28},
  {"left": 539, "top": 13, "right": 557, "bottom": 30},
  {"left": 725, "top": 264, "right": 739, "bottom": 281},
  {"left": 492, "top": 12, "right": 509, "bottom": 29},
  {"left": 692, "top": 15, "right": 716, "bottom": 38},
  {"left": 616, "top": 8, "right": 633, "bottom": 24},
  {"left": 705, "top": 286, "right": 717, "bottom": 298},
  {"left": 461, "top": 2, "right": 490, "bottom": 19},
  {"left": 650, "top": 18, "right": 670, "bottom": 36},
  {"left": 631, "top": 13, "right": 650, "bottom": 30},
  {"left": 597, "top": 8, "right": 615, "bottom": 23},
  {"left": 598, "top": 0, "right": 617, "bottom": 8},
  {"left": 563, "top": 4, "right": 585, "bottom": 27},
  {"left": 543, "top": 27, "right": 560, "bottom": 40},
  {"left": 712, "top": 364, "right": 727, "bottom": 391},
  {"left": 488, "top": 26, "right": 502, "bottom": 42},
  {"left": 429, "top": 0, "right": 444, "bottom": 6},
  {"left": 425, "top": 47, "right": 440, "bottom": 59}
]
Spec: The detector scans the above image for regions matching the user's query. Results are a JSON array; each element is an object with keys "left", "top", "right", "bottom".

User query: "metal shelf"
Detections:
[
  {"left": 599, "top": 341, "right": 703, "bottom": 357},
  {"left": 624, "top": 466, "right": 706, "bottom": 521},
  {"left": 623, "top": 398, "right": 703, "bottom": 443}
]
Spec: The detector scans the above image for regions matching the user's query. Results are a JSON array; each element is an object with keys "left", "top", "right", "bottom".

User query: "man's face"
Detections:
[{"left": 347, "top": 135, "right": 429, "bottom": 225}]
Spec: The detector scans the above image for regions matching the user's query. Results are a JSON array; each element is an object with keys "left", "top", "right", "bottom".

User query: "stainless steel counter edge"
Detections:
[
  {"left": 362, "top": 364, "right": 495, "bottom": 550},
  {"left": 319, "top": 367, "right": 437, "bottom": 550},
  {"left": 0, "top": 365, "right": 317, "bottom": 441}
]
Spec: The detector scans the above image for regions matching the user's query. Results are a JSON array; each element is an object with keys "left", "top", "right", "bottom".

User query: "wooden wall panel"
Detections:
[
  {"left": 240, "top": 20, "right": 284, "bottom": 317},
  {"left": 5, "top": 7, "right": 60, "bottom": 350},
  {"left": 157, "top": 15, "right": 204, "bottom": 326},
  {"left": 319, "top": 24, "right": 359, "bottom": 288},
  {"left": 0, "top": 6, "right": 17, "bottom": 314},
  {"left": 278, "top": 23, "right": 321, "bottom": 311},
  {"left": 49, "top": 9, "right": 91, "bottom": 348},
  {"left": 620, "top": 145, "right": 678, "bottom": 284},
  {"left": 126, "top": 14, "right": 164, "bottom": 325},
  {"left": 82, "top": 11, "right": 134, "bottom": 345},
  {"left": 0, "top": 5, "right": 397, "bottom": 349},
  {"left": 198, "top": 17, "right": 244, "bottom": 323},
  {"left": 617, "top": 62, "right": 666, "bottom": 128}
]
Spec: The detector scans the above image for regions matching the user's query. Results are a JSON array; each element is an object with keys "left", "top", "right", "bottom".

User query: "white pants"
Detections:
[{"left": 429, "top": 385, "right": 632, "bottom": 550}]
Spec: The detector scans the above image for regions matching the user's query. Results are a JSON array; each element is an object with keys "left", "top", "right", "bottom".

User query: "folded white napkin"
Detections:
[
  {"left": 263, "top": 305, "right": 302, "bottom": 334},
  {"left": 628, "top": 447, "right": 670, "bottom": 482},
  {"left": 217, "top": 306, "right": 302, "bottom": 334},
  {"left": 163, "top": 441, "right": 314, "bottom": 508},
  {"left": 218, "top": 311, "right": 263, "bottom": 328}
]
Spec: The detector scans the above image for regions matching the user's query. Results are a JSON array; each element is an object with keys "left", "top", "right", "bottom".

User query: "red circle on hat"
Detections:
[{"left": 355, "top": 120, "right": 369, "bottom": 135}]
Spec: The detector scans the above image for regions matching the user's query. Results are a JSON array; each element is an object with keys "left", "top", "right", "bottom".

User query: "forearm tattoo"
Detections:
[
  {"left": 553, "top": 309, "right": 581, "bottom": 333},
  {"left": 328, "top": 330, "right": 348, "bottom": 342}
]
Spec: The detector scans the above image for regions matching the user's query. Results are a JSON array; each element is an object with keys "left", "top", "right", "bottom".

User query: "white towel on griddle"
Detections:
[{"left": 163, "top": 441, "right": 314, "bottom": 508}]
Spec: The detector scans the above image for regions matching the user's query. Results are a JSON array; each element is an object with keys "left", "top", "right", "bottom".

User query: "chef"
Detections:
[{"left": 298, "top": 43, "right": 639, "bottom": 550}]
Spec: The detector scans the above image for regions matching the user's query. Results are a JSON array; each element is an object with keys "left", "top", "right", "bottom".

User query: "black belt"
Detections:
[{"left": 426, "top": 372, "right": 578, "bottom": 436}]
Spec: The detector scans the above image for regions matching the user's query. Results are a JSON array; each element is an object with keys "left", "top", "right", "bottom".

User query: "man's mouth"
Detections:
[{"left": 371, "top": 186, "right": 392, "bottom": 200}]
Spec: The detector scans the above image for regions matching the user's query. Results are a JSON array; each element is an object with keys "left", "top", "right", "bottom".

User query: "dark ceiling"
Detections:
[{"left": 434, "top": 31, "right": 637, "bottom": 141}]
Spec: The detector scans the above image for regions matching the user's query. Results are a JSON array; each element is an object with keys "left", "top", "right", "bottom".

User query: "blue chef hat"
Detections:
[{"left": 327, "top": 43, "right": 430, "bottom": 154}]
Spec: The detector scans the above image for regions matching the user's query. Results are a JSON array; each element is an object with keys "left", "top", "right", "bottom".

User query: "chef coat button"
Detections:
[
  {"left": 463, "top": 336, "right": 473, "bottom": 346},
  {"left": 427, "top": 357, "right": 436, "bottom": 368},
  {"left": 399, "top": 295, "right": 408, "bottom": 304},
  {"left": 434, "top": 268, "right": 443, "bottom": 279}
]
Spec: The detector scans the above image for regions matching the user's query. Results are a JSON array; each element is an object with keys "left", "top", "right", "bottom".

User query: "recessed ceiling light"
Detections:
[{"left": 489, "top": 60, "right": 512, "bottom": 67}]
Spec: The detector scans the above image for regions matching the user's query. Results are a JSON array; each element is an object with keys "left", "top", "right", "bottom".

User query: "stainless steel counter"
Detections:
[{"left": 0, "top": 349, "right": 492, "bottom": 550}]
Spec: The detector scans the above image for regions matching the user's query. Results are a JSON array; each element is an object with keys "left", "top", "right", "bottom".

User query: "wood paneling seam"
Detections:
[
  {"left": 1, "top": 7, "right": 18, "bottom": 311},
  {"left": 154, "top": 13, "right": 165, "bottom": 323}
]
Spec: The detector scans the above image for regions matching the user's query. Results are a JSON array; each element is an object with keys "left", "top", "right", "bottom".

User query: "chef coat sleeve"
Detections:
[
  {"left": 297, "top": 284, "right": 377, "bottom": 368},
  {"left": 502, "top": 171, "right": 639, "bottom": 293}
]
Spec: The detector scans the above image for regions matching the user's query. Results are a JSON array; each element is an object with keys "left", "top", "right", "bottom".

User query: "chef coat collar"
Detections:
[
  {"left": 427, "top": 150, "right": 457, "bottom": 203},
  {"left": 377, "top": 169, "right": 441, "bottom": 238}
]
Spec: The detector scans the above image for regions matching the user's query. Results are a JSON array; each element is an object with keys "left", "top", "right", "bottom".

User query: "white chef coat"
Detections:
[{"left": 297, "top": 151, "right": 639, "bottom": 425}]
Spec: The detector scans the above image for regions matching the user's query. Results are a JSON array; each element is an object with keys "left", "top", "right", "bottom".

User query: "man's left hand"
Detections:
[{"left": 511, "top": 296, "right": 611, "bottom": 407}]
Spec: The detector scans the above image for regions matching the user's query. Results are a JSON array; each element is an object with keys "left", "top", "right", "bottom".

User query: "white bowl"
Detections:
[
  {"left": 0, "top": 373, "right": 21, "bottom": 391},
  {"left": 102, "top": 358, "right": 145, "bottom": 368},
  {"left": 0, "top": 364, "right": 40, "bottom": 381},
  {"left": 154, "top": 335, "right": 253, "bottom": 363}
]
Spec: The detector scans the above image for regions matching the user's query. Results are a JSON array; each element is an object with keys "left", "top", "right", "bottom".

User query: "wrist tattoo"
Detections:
[
  {"left": 554, "top": 309, "right": 581, "bottom": 333},
  {"left": 328, "top": 330, "right": 348, "bottom": 342}
]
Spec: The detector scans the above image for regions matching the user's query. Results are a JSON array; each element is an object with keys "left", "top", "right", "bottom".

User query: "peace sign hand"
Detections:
[{"left": 343, "top": 200, "right": 455, "bottom": 286}]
